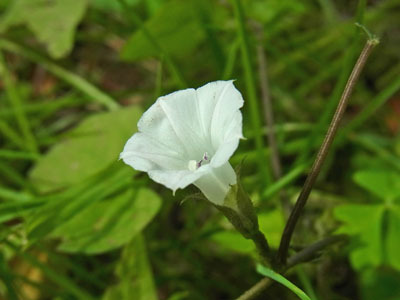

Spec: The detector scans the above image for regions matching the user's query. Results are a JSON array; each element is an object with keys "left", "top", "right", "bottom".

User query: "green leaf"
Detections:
[
  {"left": 256, "top": 264, "right": 311, "bottom": 300},
  {"left": 29, "top": 106, "right": 142, "bottom": 193},
  {"left": 353, "top": 169, "right": 400, "bottom": 201},
  {"left": 102, "top": 234, "right": 158, "bottom": 300},
  {"left": 259, "top": 209, "right": 285, "bottom": 248},
  {"left": 27, "top": 164, "right": 134, "bottom": 241},
  {"left": 386, "top": 206, "right": 400, "bottom": 270},
  {"left": 50, "top": 188, "right": 161, "bottom": 254},
  {"left": 0, "top": 0, "right": 89, "bottom": 58},
  {"left": 121, "top": 0, "right": 205, "bottom": 61},
  {"left": 210, "top": 231, "right": 254, "bottom": 254},
  {"left": 334, "top": 204, "right": 385, "bottom": 269},
  {"left": 361, "top": 268, "right": 400, "bottom": 300},
  {"left": 91, "top": 0, "right": 140, "bottom": 12}
]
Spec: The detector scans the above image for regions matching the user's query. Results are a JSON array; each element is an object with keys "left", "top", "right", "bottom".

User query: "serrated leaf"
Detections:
[
  {"left": 334, "top": 204, "right": 385, "bottom": 269},
  {"left": 256, "top": 264, "right": 311, "bottom": 300},
  {"left": 102, "top": 234, "right": 158, "bottom": 300},
  {"left": 29, "top": 106, "right": 142, "bottom": 193},
  {"left": 51, "top": 188, "right": 161, "bottom": 254},
  {"left": 120, "top": 0, "right": 205, "bottom": 61},
  {"left": 353, "top": 169, "right": 400, "bottom": 201},
  {"left": 0, "top": 0, "right": 89, "bottom": 58}
]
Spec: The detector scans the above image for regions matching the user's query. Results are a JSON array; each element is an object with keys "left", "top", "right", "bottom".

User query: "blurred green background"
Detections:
[{"left": 0, "top": 0, "right": 400, "bottom": 299}]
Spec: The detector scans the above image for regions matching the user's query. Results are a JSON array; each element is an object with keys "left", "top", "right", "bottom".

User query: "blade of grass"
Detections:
[
  {"left": 0, "top": 94, "right": 81, "bottom": 118},
  {"left": 117, "top": 0, "right": 187, "bottom": 89},
  {"left": 0, "top": 39, "right": 119, "bottom": 111},
  {"left": 341, "top": 75, "right": 400, "bottom": 136},
  {"left": 316, "top": 0, "right": 338, "bottom": 24},
  {"left": 256, "top": 265, "right": 311, "bottom": 300},
  {"left": 295, "top": 267, "right": 319, "bottom": 300},
  {"left": 0, "top": 149, "right": 39, "bottom": 161},
  {"left": 0, "top": 120, "right": 26, "bottom": 149},
  {"left": 4, "top": 240, "right": 96, "bottom": 300},
  {"left": 0, "top": 161, "right": 33, "bottom": 190},
  {"left": 350, "top": 134, "right": 400, "bottom": 172},
  {"left": 0, "top": 51, "right": 38, "bottom": 153},
  {"left": 222, "top": 38, "right": 239, "bottom": 80},
  {"left": 262, "top": 163, "right": 308, "bottom": 199},
  {"left": 0, "top": 257, "right": 19, "bottom": 300},
  {"left": 231, "top": 0, "right": 271, "bottom": 185},
  {"left": 294, "top": 0, "right": 367, "bottom": 166}
]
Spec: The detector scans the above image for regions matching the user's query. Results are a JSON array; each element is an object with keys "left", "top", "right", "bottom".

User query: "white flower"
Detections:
[{"left": 120, "top": 80, "right": 244, "bottom": 205}]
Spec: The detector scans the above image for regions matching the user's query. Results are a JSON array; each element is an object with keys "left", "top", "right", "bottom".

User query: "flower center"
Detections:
[{"left": 187, "top": 152, "right": 210, "bottom": 171}]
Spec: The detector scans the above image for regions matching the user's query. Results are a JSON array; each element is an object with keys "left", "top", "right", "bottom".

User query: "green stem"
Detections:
[
  {"left": 0, "top": 39, "right": 119, "bottom": 111},
  {"left": 231, "top": 0, "right": 271, "bottom": 185}
]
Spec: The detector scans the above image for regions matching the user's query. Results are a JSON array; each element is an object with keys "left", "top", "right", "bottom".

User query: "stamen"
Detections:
[
  {"left": 203, "top": 152, "right": 209, "bottom": 161},
  {"left": 188, "top": 160, "right": 197, "bottom": 171},
  {"left": 197, "top": 159, "right": 203, "bottom": 168},
  {"left": 188, "top": 152, "right": 211, "bottom": 171}
]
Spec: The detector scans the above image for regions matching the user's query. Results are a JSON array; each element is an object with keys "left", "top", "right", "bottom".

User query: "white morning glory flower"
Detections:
[{"left": 120, "top": 80, "right": 244, "bottom": 205}]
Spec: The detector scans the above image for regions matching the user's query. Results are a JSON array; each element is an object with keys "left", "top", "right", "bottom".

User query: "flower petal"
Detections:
[
  {"left": 137, "top": 97, "right": 190, "bottom": 159},
  {"left": 120, "top": 133, "right": 186, "bottom": 171},
  {"left": 120, "top": 80, "right": 243, "bottom": 200},
  {"left": 194, "top": 162, "right": 236, "bottom": 205},
  {"left": 148, "top": 167, "right": 208, "bottom": 193},
  {"left": 155, "top": 89, "right": 210, "bottom": 159},
  {"left": 196, "top": 80, "right": 244, "bottom": 166}
]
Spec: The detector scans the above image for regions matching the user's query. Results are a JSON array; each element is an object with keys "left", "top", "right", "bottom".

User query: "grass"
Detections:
[{"left": 0, "top": 0, "right": 399, "bottom": 299}]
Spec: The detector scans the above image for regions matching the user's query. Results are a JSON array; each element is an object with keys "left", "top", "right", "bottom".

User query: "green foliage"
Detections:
[
  {"left": 211, "top": 209, "right": 284, "bottom": 253},
  {"left": 334, "top": 169, "right": 400, "bottom": 270},
  {"left": 92, "top": 0, "right": 141, "bottom": 12},
  {"left": 121, "top": 0, "right": 205, "bottom": 61},
  {"left": 0, "top": 0, "right": 399, "bottom": 298},
  {"left": 29, "top": 106, "right": 142, "bottom": 193},
  {"left": 360, "top": 268, "right": 400, "bottom": 300},
  {"left": 353, "top": 169, "right": 400, "bottom": 201},
  {"left": 0, "top": 0, "right": 89, "bottom": 58},
  {"left": 102, "top": 235, "right": 158, "bottom": 300},
  {"left": 51, "top": 188, "right": 161, "bottom": 254},
  {"left": 256, "top": 264, "right": 311, "bottom": 300}
]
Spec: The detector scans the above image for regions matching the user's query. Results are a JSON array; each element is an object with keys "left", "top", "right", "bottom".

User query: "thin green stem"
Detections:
[
  {"left": 0, "top": 39, "right": 119, "bottom": 111},
  {"left": 231, "top": 0, "right": 270, "bottom": 185},
  {"left": 236, "top": 235, "right": 346, "bottom": 300},
  {"left": 277, "top": 38, "right": 379, "bottom": 266},
  {"left": 0, "top": 51, "right": 38, "bottom": 153}
]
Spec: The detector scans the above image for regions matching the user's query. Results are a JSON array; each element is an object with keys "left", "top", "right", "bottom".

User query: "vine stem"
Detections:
[{"left": 276, "top": 37, "right": 379, "bottom": 266}]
